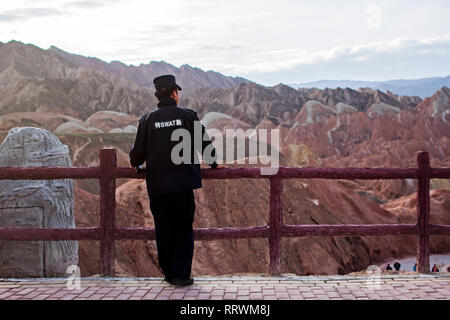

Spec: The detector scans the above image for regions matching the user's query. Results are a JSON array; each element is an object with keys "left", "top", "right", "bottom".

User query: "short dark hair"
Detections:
[{"left": 155, "top": 86, "right": 177, "bottom": 101}]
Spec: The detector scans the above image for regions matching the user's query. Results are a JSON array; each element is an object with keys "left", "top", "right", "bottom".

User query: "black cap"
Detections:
[{"left": 153, "top": 75, "right": 182, "bottom": 91}]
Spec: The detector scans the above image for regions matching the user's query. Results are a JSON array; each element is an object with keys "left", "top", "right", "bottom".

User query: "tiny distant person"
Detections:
[
  {"left": 129, "top": 75, "right": 224, "bottom": 286},
  {"left": 413, "top": 263, "right": 417, "bottom": 272},
  {"left": 447, "top": 266, "right": 450, "bottom": 273},
  {"left": 432, "top": 264, "right": 440, "bottom": 273},
  {"left": 393, "top": 260, "right": 401, "bottom": 271},
  {"left": 386, "top": 264, "right": 392, "bottom": 271}
]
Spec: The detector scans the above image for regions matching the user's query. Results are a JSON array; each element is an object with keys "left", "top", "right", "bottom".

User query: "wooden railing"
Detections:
[{"left": 0, "top": 148, "right": 449, "bottom": 276}]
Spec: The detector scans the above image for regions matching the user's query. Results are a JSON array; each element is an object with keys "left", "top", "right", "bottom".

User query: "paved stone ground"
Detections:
[{"left": 0, "top": 275, "right": 448, "bottom": 300}]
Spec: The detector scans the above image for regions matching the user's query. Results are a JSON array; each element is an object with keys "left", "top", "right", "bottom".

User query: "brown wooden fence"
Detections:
[{"left": 0, "top": 148, "right": 449, "bottom": 276}]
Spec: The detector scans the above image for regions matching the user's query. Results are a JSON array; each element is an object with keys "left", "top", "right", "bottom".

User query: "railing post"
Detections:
[
  {"left": 269, "top": 176, "right": 282, "bottom": 275},
  {"left": 99, "top": 148, "right": 117, "bottom": 276},
  {"left": 416, "top": 151, "right": 431, "bottom": 274}
]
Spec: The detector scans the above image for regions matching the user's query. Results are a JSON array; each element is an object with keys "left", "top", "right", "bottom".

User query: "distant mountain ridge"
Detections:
[
  {"left": 48, "top": 45, "right": 250, "bottom": 91},
  {"left": 0, "top": 40, "right": 251, "bottom": 119},
  {"left": 289, "top": 76, "right": 450, "bottom": 98}
]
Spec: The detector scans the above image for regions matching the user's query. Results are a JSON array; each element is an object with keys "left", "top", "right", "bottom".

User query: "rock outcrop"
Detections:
[{"left": 0, "top": 127, "right": 78, "bottom": 277}]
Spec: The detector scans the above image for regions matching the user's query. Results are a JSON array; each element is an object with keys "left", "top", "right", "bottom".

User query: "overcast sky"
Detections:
[{"left": 1, "top": 0, "right": 450, "bottom": 85}]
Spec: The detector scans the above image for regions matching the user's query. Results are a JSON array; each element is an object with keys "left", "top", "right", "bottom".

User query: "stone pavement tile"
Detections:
[
  {"left": 337, "top": 288, "right": 351, "bottom": 295},
  {"left": 352, "top": 291, "right": 367, "bottom": 298},
  {"left": 34, "top": 287, "right": 50, "bottom": 292},
  {"left": 264, "top": 295, "right": 277, "bottom": 300},
  {"left": 15, "top": 288, "right": 35, "bottom": 295},
  {"left": 311, "top": 289, "right": 326, "bottom": 295},
  {"left": 173, "top": 286, "right": 193, "bottom": 293},
  {"left": 326, "top": 292, "right": 340, "bottom": 298},
  {"left": 89, "top": 294, "right": 105, "bottom": 300},
  {"left": 210, "top": 295, "right": 224, "bottom": 300},
  {"left": 169, "top": 293, "right": 185, "bottom": 300},
  {"left": 225, "top": 286, "right": 238, "bottom": 293},
  {"left": 158, "top": 289, "right": 174, "bottom": 297},
  {"left": 5, "top": 294, "right": 24, "bottom": 300},
  {"left": 211, "top": 289, "right": 225, "bottom": 297},
  {"left": 141, "top": 293, "right": 158, "bottom": 300},
  {"left": 132, "top": 289, "right": 149, "bottom": 297},
  {"left": 237, "top": 289, "right": 250, "bottom": 296},
  {"left": 284, "top": 285, "right": 300, "bottom": 289},
  {"left": 31, "top": 294, "right": 50, "bottom": 300},
  {"left": 262, "top": 285, "right": 275, "bottom": 290},
  {"left": 47, "top": 291, "right": 68, "bottom": 298},
  {"left": 224, "top": 293, "right": 237, "bottom": 300},
  {"left": 78, "top": 290, "right": 96, "bottom": 298},
  {"left": 262, "top": 289, "right": 276, "bottom": 296},
  {"left": 65, "top": 288, "right": 88, "bottom": 295},
  {"left": 96, "top": 287, "right": 114, "bottom": 294},
  {"left": 323, "top": 286, "right": 338, "bottom": 292},
  {"left": 315, "top": 294, "right": 330, "bottom": 300},
  {"left": 185, "top": 289, "right": 200, "bottom": 297},
  {"left": 22, "top": 292, "right": 42, "bottom": 299},
  {"left": 197, "top": 293, "right": 211, "bottom": 300},
  {"left": 148, "top": 286, "right": 165, "bottom": 294},
  {"left": 275, "top": 292, "right": 289, "bottom": 299},
  {"left": 60, "top": 294, "right": 78, "bottom": 300},
  {"left": 298, "top": 286, "right": 312, "bottom": 292},
  {"left": 105, "top": 290, "right": 122, "bottom": 297},
  {"left": 122, "top": 286, "right": 139, "bottom": 293},
  {"left": 296, "top": 283, "right": 316, "bottom": 287},
  {"left": 300, "top": 292, "right": 315, "bottom": 298},
  {"left": 341, "top": 294, "right": 356, "bottom": 300},
  {"left": 250, "top": 293, "right": 263, "bottom": 300},
  {"left": 84, "top": 286, "right": 103, "bottom": 291},
  {"left": 249, "top": 286, "right": 262, "bottom": 293}
]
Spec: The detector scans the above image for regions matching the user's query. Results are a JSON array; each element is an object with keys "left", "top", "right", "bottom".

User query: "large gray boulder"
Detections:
[{"left": 0, "top": 127, "right": 78, "bottom": 277}]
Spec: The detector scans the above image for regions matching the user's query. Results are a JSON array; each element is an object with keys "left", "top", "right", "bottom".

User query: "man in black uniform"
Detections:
[{"left": 129, "top": 75, "right": 221, "bottom": 286}]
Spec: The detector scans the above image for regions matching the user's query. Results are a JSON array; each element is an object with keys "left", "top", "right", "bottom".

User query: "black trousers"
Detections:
[{"left": 149, "top": 189, "right": 195, "bottom": 280}]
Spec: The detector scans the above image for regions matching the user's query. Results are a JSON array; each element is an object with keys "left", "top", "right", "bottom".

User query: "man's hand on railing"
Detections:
[
  {"left": 134, "top": 165, "right": 145, "bottom": 174},
  {"left": 214, "top": 164, "right": 227, "bottom": 169}
]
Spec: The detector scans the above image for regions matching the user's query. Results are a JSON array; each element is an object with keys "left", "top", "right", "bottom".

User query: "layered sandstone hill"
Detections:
[
  {"left": 0, "top": 41, "right": 249, "bottom": 119},
  {"left": 73, "top": 174, "right": 450, "bottom": 277},
  {"left": 49, "top": 46, "right": 250, "bottom": 91},
  {"left": 0, "top": 41, "right": 449, "bottom": 276}
]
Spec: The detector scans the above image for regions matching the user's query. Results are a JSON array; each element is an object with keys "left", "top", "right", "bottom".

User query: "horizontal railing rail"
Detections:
[{"left": 0, "top": 148, "right": 449, "bottom": 275}]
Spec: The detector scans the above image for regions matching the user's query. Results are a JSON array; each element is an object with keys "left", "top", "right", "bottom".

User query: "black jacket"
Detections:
[{"left": 129, "top": 97, "right": 217, "bottom": 196}]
